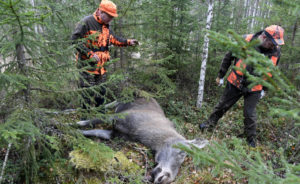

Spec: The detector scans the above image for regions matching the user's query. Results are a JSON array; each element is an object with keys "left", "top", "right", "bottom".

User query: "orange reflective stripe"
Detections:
[
  {"left": 235, "top": 59, "right": 246, "bottom": 76},
  {"left": 271, "top": 56, "right": 278, "bottom": 66},
  {"left": 266, "top": 56, "right": 278, "bottom": 78},
  {"left": 227, "top": 71, "right": 242, "bottom": 88},
  {"left": 227, "top": 71, "right": 236, "bottom": 85},
  {"left": 252, "top": 84, "right": 263, "bottom": 91},
  {"left": 87, "top": 70, "right": 100, "bottom": 75}
]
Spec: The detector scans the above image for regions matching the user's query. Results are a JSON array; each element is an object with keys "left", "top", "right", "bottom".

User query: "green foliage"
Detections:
[
  {"left": 179, "top": 138, "right": 300, "bottom": 184},
  {"left": 0, "top": 0, "right": 299, "bottom": 183},
  {"left": 72, "top": 139, "right": 114, "bottom": 166},
  {"left": 0, "top": 109, "right": 61, "bottom": 183},
  {"left": 104, "top": 54, "right": 177, "bottom": 102}
]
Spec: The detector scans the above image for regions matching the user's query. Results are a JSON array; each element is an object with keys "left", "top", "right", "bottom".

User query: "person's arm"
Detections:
[
  {"left": 217, "top": 51, "right": 236, "bottom": 78},
  {"left": 71, "top": 21, "right": 94, "bottom": 58},
  {"left": 109, "top": 29, "right": 138, "bottom": 47}
]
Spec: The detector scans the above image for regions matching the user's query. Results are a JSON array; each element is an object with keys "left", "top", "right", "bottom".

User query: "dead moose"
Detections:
[{"left": 77, "top": 98, "right": 208, "bottom": 184}]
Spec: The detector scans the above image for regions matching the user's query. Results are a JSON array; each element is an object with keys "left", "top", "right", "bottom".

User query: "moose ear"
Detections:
[{"left": 185, "top": 138, "right": 209, "bottom": 149}]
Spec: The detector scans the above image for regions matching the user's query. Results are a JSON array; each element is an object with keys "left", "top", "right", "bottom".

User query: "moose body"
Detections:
[{"left": 78, "top": 98, "right": 208, "bottom": 184}]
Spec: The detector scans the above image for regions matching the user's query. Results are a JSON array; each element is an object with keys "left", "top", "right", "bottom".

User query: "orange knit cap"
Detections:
[{"left": 99, "top": 0, "right": 118, "bottom": 17}]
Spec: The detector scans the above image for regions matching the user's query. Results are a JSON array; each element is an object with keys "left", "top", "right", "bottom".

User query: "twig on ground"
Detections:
[{"left": 133, "top": 146, "right": 149, "bottom": 178}]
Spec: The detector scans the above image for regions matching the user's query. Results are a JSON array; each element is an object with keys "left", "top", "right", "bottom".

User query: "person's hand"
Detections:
[
  {"left": 92, "top": 54, "right": 100, "bottom": 62},
  {"left": 216, "top": 77, "right": 224, "bottom": 86},
  {"left": 129, "top": 39, "right": 139, "bottom": 46}
]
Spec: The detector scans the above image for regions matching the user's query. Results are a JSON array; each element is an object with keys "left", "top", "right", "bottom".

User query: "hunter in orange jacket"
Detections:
[
  {"left": 71, "top": 0, "right": 138, "bottom": 110},
  {"left": 200, "top": 25, "right": 284, "bottom": 148},
  {"left": 71, "top": 0, "right": 138, "bottom": 75}
]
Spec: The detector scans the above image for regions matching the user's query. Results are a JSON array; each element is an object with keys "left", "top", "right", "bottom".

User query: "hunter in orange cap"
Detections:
[
  {"left": 199, "top": 25, "right": 285, "bottom": 148},
  {"left": 71, "top": 0, "right": 138, "bottom": 113}
]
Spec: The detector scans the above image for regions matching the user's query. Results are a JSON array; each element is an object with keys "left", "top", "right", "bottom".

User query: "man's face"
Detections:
[
  {"left": 100, "top": 11, "right": 114, "bottom": 24},
  {"left": 259, "top": 33, "right": 276, "bottom": 50}
]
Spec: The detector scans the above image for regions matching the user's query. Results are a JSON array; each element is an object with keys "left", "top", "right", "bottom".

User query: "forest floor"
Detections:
[
  {"left": 59, "top": 93, "right": 291, "bottom": 184},
  {"left": 0, "top": 92, "right": 294, "bottom": 184}
]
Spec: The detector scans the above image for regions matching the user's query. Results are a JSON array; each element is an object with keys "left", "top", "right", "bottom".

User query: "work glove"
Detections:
[
  {"left": 260, "top": 90, "right": 265, "bottom": 99},
  {"left": 216, "top": 77, "right": 224, "bottom": 86}
]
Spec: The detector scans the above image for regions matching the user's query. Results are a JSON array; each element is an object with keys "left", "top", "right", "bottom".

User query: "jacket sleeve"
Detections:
[
  {"left": 109, "top": 29, "right": 130, "bottom": 47},
  {"left": 218, "top": 52, "right": 236, "bottom": 78},
  {"left": 71, "top": 21, "right": 94, "bottom": 58}
]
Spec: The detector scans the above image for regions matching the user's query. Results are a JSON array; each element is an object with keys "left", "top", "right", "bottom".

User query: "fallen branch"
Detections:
[{"left": 0, "top": 143, "right": 12, "bottom": 184}]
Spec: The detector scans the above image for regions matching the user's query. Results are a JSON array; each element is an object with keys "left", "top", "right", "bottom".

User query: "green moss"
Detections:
[
  {"left": 69, "top": 150, "right": 140, "bottom": 174},
  {"left": 83, "top": 177, "right": 103, "bottom": 184}
]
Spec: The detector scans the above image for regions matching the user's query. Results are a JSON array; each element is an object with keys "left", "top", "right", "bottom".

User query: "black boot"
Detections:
[
  {"left": 247, "top": 137, "right": 256, "bottom": 148},
  {"left": 199, "top": 121, "right": 215, "bottom": 132}
]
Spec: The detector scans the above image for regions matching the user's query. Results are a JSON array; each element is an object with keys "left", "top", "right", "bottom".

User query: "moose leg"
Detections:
[
  {"left": 77, "top": 118, "right": 106, "bottom": 127},
  {"left": 81, "top": 129, "right": 113, "bottom": 140}
]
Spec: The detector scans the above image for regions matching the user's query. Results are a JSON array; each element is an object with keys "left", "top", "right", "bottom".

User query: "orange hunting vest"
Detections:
[{"left": 227, "top": 34, "right": 279, "bottom": 92}]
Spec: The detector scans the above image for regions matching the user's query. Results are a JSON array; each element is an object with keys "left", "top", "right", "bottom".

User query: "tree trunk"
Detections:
[
  {"left": 266, "top": 0, "right": 272, "bottom": 19},
  {"left": 30, "top": 0, "right": 39, "bottom": 33},
  {"left": 244, "top": 0, "right": 249, "bottom": 19},
  {"left": 230, "top": 0, "right": 234, "bottom": 25},
  {"left": 16, "top": 44, "right": 26, "bottom": 75},
  {"left": 291, "top": 16, "right": 298, "bottom": 47},
  {"left": 250, "top": 0, "right": 258, "bottom": 31},
  {"left": 0, "top": 143, "right": 12, "bottom": 184},
  {"left": 16, "top": 43, "right": 30, "bottom": 102},
  {"left": 118, "top": 18, "right": 124, "bottom": 69},
  {"left": 197, "top": 0, "right": 214, "bottom": 108},
  {"left": 113, "top": 49, "right": 117, "bottom": 71},
  {"left": 247, "top": 0, "right": 252, "bottom": 29},
  {"left": 260, "top": 0, "right": 265, "bottom": 29}
]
